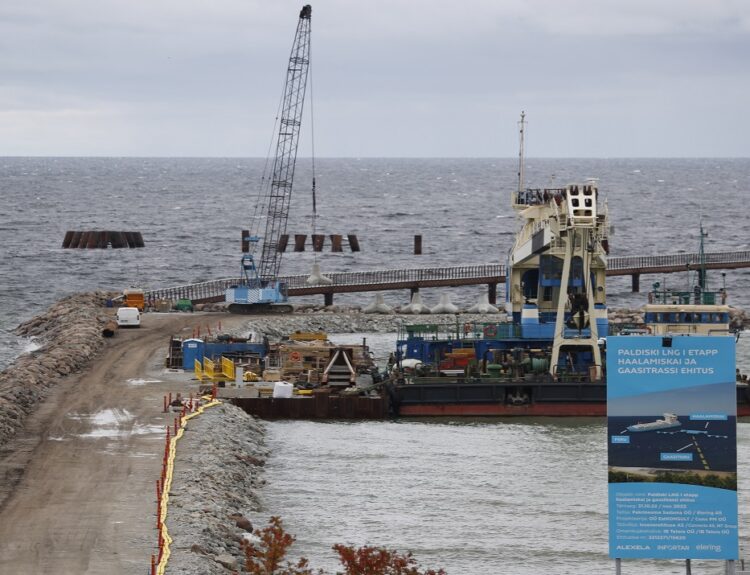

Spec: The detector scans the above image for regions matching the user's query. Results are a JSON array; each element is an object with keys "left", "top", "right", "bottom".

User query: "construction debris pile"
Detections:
[
  {"left": 165, "top": 403, "right": 267, "bottom": 575},
  {"left": 0, "top": 292, "right": 114, "bottom": 447}
]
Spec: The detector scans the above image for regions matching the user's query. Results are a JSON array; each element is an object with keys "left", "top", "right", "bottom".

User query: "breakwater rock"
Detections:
[
  {"left": 166, "top": 403, "right": 266, "bottom": 574},
  {"left": 0, "top": 292, "right": 113, "bottom": 447},
  {"left": 608, "top": 308, "right": 644, "bottom": 326},
  {"left": 230, "top": 312, "right": 510, "bottom": 342},
  {"left": 730, "top": 307, "right": 748, "bottom": 330}
]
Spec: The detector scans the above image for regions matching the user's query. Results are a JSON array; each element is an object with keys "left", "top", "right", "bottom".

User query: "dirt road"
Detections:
[{"left": 0, "top": 312, "right": 246, "bottom": 574}]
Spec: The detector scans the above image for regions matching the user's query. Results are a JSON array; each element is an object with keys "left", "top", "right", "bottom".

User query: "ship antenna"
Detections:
[
  {"left": 517, "top": 111, "right": 526, "bottom": 193},
  {"left": 699, "top": 217, "right": 708, "bottom": 291}
]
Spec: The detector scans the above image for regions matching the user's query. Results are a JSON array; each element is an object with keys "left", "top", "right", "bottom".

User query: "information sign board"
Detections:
[{"left": 607, "top": 335, "right": 737, "bottom": 560}]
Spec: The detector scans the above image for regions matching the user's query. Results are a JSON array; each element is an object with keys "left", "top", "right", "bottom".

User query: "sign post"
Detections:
[{"left": 607, "top": 335, "right": 738, "bottom": 563}]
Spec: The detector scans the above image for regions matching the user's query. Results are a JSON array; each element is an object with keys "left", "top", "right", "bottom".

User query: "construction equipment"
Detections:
[
  {"left": 122, "top": 288, "right": 145, "bottom": 311},
  {"left": 226, "top": 5, "right": 312, "bottom": 314}
]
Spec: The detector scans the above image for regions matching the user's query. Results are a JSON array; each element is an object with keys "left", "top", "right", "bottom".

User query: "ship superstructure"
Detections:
[
  {"left": 508, "top": 182, "right": 609, "bottom": 378},
  {"left": 643, "top": 222, "right": 731, "bottom": 337},
  {"left": 506, "top": 113, "right": 609, "bottom": 378}
]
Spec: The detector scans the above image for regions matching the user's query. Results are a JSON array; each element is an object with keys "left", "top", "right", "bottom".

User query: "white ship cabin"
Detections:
[{"left": 644, "top": 285, "right": 730, "bottom": 336}]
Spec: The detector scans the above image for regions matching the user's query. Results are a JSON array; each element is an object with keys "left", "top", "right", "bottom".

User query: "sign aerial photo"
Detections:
[{"left": 607, "top": 335, "right": 738, "bottom": 561}]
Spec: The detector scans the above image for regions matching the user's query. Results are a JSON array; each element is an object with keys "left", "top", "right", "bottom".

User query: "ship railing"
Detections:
[
  {"left": 608, "top": 324, "right": 648, "bottom": 336},
  {"left": 399, "top": 321, "right": 521, "bottom": 342},
  {"left": 512, "top": 187, "right": 568, "bottom": 208},
  {"left": 648, "top": 288, "right": 726, "bottom": 306}
]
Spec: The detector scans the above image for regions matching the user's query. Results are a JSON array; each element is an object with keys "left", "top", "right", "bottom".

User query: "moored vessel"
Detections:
[
  {"left": 391, "top": 113, "right": 611, "bottom": 415},
  {"left": 389, "top": 115, "right": 746, "bottom": 418}
]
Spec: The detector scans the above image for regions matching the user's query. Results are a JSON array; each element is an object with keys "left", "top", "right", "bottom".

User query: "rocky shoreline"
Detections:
[
  {"left": 2, "top": 294, "right": 747, "bottom": 449},
  {"left": 0, "top": 291, "right": 114, "bottom": 447},
  {"left": 165, "top": 403, "right": 267, "bottom": 575}
]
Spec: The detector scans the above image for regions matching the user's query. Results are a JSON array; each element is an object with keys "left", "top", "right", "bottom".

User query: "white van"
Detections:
[{"left": 116, "top": 307, "right": 141, "bottom": 328}]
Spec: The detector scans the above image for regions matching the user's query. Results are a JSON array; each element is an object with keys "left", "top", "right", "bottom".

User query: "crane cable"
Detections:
[{"left": 309, "top": 34, "right": 318, "bottom": 264}]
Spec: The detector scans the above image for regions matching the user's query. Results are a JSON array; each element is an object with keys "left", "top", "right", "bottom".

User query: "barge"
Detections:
[
  {"left": 389, "top": 115, "right": 744, "bottom": 417},
  {"left": 389, "top": 190, "right": 747, "bottom": 416}
]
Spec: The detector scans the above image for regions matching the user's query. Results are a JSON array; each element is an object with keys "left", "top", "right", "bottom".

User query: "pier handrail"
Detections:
[
  {"left": 607, "top": 250, "right": 750, "bottom": 271},
  {"left": 142, "top": 249, "right": 750, "bottom": 303}
]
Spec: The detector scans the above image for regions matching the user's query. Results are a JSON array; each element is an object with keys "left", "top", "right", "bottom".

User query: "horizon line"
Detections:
[{"left": 1, "top": 155, "right": 749, "bottom": 160}]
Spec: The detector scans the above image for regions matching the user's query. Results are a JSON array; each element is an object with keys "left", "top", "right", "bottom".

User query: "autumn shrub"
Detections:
[{"left": 241, "top": 516, "right": 446, "bottom": 575}]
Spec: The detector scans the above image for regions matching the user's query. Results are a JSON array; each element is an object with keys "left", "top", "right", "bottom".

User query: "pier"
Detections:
[{"left": 144, "top": 249, "right": 750, "bottom": 305}]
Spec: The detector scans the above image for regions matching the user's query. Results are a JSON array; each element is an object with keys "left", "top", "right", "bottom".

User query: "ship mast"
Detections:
[
  {"left": 698, "top": 218, "right": 708, "bottom": 291},
  {"left": 517, "top": 111, "right": 526, "bottom": 193}
]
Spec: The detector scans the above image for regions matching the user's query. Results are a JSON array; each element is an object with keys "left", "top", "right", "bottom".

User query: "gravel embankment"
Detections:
[
  {"left": 224, "top": 309, "right": 512, "bottom": 340},
  {"left": 165, "top": 403, "right": 267, "bottom": 575},
  {"left": 0, "top": 291, "right": 114, "bottom": 447}
]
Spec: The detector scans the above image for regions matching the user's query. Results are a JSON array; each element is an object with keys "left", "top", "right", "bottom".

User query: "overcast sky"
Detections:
[{"left": 1, "top": 0, "right": 748, "bottom": 157}]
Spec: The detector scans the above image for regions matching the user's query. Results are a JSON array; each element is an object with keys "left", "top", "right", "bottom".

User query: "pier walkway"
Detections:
[{"left": 145, "top": 249, "right": 750, "bottom": 305}]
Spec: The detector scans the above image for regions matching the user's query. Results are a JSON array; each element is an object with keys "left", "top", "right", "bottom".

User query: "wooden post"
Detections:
[
  {"left": 414, "top": 234, "right": 422, "bottom": 255},
  {"left": 324, "top": 293, "right": 333, "bottom": 307},
  {"left": 686, "top": 558, "right": 691, "bottom": 574},
  {"left": 726, "top": 559, "right": 736, "bottom": 575},
  {"left": 631, "top": 273, "right": 640, "bottom": 292},
  {"left": 488, "top": 283, "right": 497, "bottom": 305},
  {"left": 615, "top": 558, "right": 621, "bottom": 575}
]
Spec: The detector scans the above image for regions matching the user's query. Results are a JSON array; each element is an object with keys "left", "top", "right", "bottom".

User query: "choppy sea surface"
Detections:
[{"left": 2, "top": 158, "right": 749, "bottom": 573}]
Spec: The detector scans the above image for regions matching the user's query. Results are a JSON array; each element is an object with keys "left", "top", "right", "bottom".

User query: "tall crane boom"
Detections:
[
  {"left": 226, "top": 4, "right": 312, "bottom": 314},
  {"left": 259, "top": 4, "right": 312, "bottom": 280}
]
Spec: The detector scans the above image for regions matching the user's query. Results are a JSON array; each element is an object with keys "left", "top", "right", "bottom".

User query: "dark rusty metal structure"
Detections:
[
  {"left": 230, "top": 393, "right": 389, "bottom": 420},
  {"left": 276, "top": 233, "right": 360, "bottom": 252},
  {"left": 62, "top": 230, "right": 144, "bottom": 248}
]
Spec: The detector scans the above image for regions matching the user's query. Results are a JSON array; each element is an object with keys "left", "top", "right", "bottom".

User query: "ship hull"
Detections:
[
  {"left": 394, "top": 380, "right": 750, "bottom": 418},
  {"left": 398, "top": 402, "right": 607, "bottom": 417}
]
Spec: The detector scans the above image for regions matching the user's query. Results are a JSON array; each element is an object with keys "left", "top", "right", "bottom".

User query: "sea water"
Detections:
[
  {"left": 2, "top": 157, "right": 749, "bottom": 369},
  {"left": 2, "top": 158, "right": 749, "bottom": 573}
]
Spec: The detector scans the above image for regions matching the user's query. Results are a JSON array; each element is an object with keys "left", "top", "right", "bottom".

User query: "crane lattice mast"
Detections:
[{"left": 257, "top": 4, "right": 312, "bottom": 281}]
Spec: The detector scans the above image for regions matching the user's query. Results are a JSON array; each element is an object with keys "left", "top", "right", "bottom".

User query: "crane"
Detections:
[{"left": 226, "top": 4, "right": 312, "bottom": 314}]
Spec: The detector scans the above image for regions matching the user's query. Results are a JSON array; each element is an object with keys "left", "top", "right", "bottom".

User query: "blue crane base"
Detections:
[{"left": 227, "top": 302, "right": 294, "bottom": 315}]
